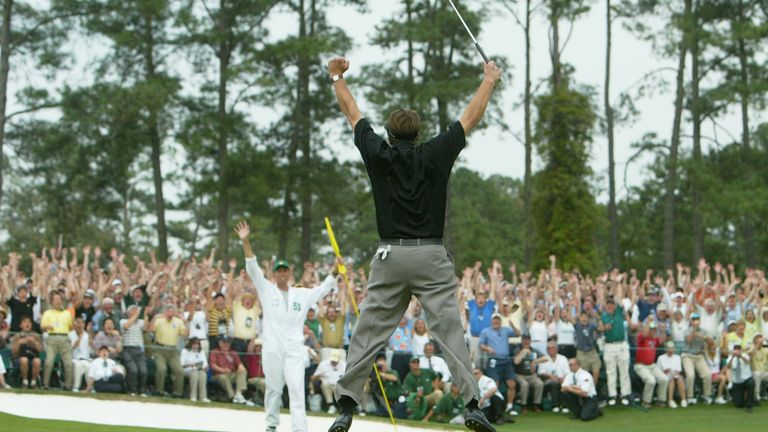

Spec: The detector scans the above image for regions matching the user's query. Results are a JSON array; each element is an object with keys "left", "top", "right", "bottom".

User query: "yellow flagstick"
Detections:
[{"left": 325, "top": 217, "right": 398, "bottom": 432}]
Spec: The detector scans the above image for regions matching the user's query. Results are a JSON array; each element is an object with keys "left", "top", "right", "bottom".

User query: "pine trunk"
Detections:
[
  {"left": 663, "top": 0, "right": 691, "bottom": 269},
  {"left": 523, "top": 0, "right": 533, "bottom": 268},
  {"left": 690, "top": 2, "right": 703, "bottom": 263},
  {"left": 605, "top": 0, "right": 619, "bottom": 269},
  {"left": 0, "top": 0, "right": 12, "bottom": 214},
  {"left": 144, "top": 12, "right": 168, "bottom": 261}
]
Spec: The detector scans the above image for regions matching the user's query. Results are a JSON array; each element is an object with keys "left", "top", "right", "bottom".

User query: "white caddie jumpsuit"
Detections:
[{"left": 246, "top": 257, "right": 336, "bottom": 432}]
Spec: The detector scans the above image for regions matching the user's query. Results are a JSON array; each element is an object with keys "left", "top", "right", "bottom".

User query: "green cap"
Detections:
[{"left": 273, "top": 260, "right": 290, "bottom": 272}]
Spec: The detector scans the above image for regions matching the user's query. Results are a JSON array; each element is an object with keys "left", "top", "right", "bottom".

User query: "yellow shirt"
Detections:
[
  {"left": 752, "top": 347, "right": 768, "bottom": 372},
  {"left": 154, "top": 317, "right": 186, "bottom": 347},
  {"left": 41, "top": 309, "right": 73, "bottom": 334},
  {"left": 320, "top": 315, "right": 345, "bottom": 348},
  {"left": 232, "top": 301, "right": 259, "bottom": 340}
]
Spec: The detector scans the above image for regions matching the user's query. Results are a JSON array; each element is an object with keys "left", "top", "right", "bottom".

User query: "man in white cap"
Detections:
[
  {"left": 312, "top": 349, "right": 347, "bottom": 414},
  {"left": 236, "top": 221, "right": 341, "bottom": 432}
]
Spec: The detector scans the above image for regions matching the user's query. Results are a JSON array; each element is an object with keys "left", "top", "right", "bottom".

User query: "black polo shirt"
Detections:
[
  {"left": 354, "top": 118, "right": 465, "bottom": 239},
  {"left": 7, "top": 296, "right": 37, "bottom": 332}
]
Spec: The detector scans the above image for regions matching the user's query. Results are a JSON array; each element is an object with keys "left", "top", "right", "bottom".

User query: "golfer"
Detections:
[
  {"left": 327, "top": 57, "right": 502, "bottom": 432},
  {"left": 236, "top": 221, "right": 342, "bottom": 432}
]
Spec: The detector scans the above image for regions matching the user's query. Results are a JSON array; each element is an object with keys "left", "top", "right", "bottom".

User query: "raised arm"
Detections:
[
  {"left": 328, "top": 57, "right": 362, "bottom": 129},
  {"left": 459, "top": 61, "right": 502, "bottom": 135}
]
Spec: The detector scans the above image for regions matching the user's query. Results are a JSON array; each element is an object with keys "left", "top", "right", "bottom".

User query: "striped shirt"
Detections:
[
  {"left": 208, "top": 307, "right": 231, "bottom": 338},
  {"left": 121, "top": 319, "right": 145, "bottom": 348}
]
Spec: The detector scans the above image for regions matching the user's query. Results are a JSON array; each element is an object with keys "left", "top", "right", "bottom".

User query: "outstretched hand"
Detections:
[
  {"left": 234, "top": 221, "right": 250, "bottom": 241},
  {"left": 328, "top": 57, "right": 350, "bottom": 76},
  {"left": 483, "top": 61, "right": 502, "bottom": 83}
]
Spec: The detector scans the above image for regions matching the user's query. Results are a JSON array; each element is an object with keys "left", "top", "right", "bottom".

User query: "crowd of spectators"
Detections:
[{"left": 1, "top": 247, "right": 767, "bottom": 424}]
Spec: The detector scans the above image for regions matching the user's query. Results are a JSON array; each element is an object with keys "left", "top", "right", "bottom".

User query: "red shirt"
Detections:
[
  {"left": 636, "top": 334, "right": 660, "bottom": 365},
  {"left": 244, "top": 352, "right": 264, "bottom": 379},
  {"left": 209, "top": 348, "right": 242, "bottom": 375}
]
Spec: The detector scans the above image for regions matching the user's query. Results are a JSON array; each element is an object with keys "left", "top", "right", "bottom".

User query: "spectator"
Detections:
[
  {"left": 305, "top": 307, "right": 320, "bottom": 340},
  {"left": 527, "top": 307, "right": 549, "bottom": 356},
  {"left": 180, "top": 337, "right": 209, "bottom": 402},
  {"left": 183, "top": 298, "right": 208, "bottom": 354},
  {"left": 311, "top": 349, "right": 346, "bottom": 414},
  {"left": 123, "top": 284, "right": 149, "bottom": 316},
  {"left": 423, "top": 382, "right": 465, "bottom": 424},
  {"left": 86, "top": 346, "right": 125, "bottom": 393},
  {"left": 419, "top": 342, "right": 452, "bottom": 390},
  {"left": 121, "top": 305, "right": 149, "bottom": 396},
  {"left": 92, "top": 297, "right": 121, "bottom": 333},
  {"left": 320, "top": 304, "right": 346, "bottom": 362},
  {"left": 411, "top": 319, "right": 430, "bottom": 356},
  {"left": 467, "top": 291, "right": 495, "bottom": 361},
  {"left": 682, "top": 313, "right": 713, "bottom": 404},
  {"left": 41, "top": 290, "right": 74, "bottom": 390},
  {"left": 561, "top": 358, "right": 601, "bottom": 421},
  {"left": 601, "top": 297, "right": 631, "bottom": 406},
  {"left": 696, "top": 297, "right": 724, "bottom": 340},
  {"left": 513, "top": 334, "right": 544, "bottom": 413},
  {"left": 762, "top": 309, "right": 768, "bottom": 340},
  {"left": 751, "top": 334, "right": 767, "bottom": 401},
  {"left": 478, "top": 314, "right": 517, "bottom": 415},
  {"left": 403, "top": 357, "right": 442, "bottom": 408},
  {"left": 670, "top": 310, "right": 688, "bottom": 353},
  {"left": 634, "top": 322, "right": 668, "bottom": 408},
  {"left": 209, "top": 336, "right": 252, "bottom": 405},
  {"left": 744, "top": 309, "right": 759, "bottom": 341},
  {"left": 149, "top": 304, "right": 186, "bottom": 397},
  {"left": 538, "top": 341, "right": 569, "bottom": 413},
  {"left": 69, "top": 316, "right": 93, "bottom": 392},
  {"left": 207, "top": 292, "right": 232, "bottom": 349},
  {"left": 0, "top": 353, "right": 10, "bottom": 389},
  {"left": 726, "top": 344, "right": 755, "bottom": 412},
  {"left": 552, "top": 306, "right": 576, "bottom": 359},
  {"left": 231, "top": 290, "right": 260, "bottom": 357},
  {"left": 657, "top": 340, "right": 686, "bottom": 408},
  {"left": 94, "top": 317, "right": 122, "bottom": 361},
  {"left": 388, "top": 317, "right": 413, "bottom": 381},
  {"left": 74, "top": 289, "right": 97, "bottom": 328},
  {"left": 11, "top": 316, "right": 43, "bottom": 388},
  {"left": 574, "top": 310, "right": 603, "bottom": 392},
  {"left": 707, "top": 338, "right": 729, "bottom": 405},
  {"left": 0, "top": 307, "right": 8, "bottom": 347},
  {"left": 370, "top": 353, "right": 406, "bottom": 419},
  {"left": 5, "top": 282, "right": 37, "bottom": 332},
  {"left": 245, "top": 338, "right": 266, "bottom": 406},
  {"left": 406, "top": 382, "right": 430, "bottom": 421},
  {"left": 473, "top": 367, "right": 506, "bottom": 425}
]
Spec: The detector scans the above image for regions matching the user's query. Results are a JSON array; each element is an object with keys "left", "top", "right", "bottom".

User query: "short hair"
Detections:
[{"left": 386, "top": 109, "right": 421, "bottom": 141}]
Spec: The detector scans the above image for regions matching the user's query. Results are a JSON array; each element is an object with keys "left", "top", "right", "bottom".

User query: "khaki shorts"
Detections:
[{"left": 577, "top": 349, "right": 602, "bottom": 373}]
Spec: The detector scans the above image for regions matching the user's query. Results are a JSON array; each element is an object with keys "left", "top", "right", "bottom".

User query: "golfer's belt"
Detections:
[{"left": 379, "top": 238, "right": 443, "bottom": 247}]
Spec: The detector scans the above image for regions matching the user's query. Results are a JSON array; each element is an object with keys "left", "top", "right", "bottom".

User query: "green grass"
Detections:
[
  {"left": 490, "top": 404, "right": 767, "bottom": 431},
  {"left": 1, "top": 389, "right": 764, "bottom": 431},
  {"left": 0, "top": 411, "right": 193, "bottom": 432}
]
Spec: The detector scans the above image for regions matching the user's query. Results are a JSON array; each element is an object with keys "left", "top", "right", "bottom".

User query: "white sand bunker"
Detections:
[{"left": 0, "top": 392, "right": 442, "bottom": 432}]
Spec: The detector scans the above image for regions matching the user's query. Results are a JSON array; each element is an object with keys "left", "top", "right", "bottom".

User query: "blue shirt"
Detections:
[
  {"left": 389, "top": 326, "right": 413, "bottom": 353},
  {"left": 637, "top": 300, "right": 657, "bottom": 323},
  {"left": 468, "top": 300, "right": 496, "bottom": 337},
  {"left": 478, "top": 326, "right": 516, "bottom": 357}
]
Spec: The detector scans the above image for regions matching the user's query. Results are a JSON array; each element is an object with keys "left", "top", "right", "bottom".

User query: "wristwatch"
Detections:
[{"left": 330, "top": 73, "right": 344, "bottom": 83}]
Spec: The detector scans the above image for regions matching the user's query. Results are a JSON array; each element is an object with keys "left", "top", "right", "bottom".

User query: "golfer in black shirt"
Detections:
[{"left": 327, "top": 56, "right": 502, "bottom": 432}]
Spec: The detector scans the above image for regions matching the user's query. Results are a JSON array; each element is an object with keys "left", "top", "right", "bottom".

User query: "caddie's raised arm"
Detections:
[
  {"left": 329, "top": 57, "right": 362, "bottom": 129},
  {"left": 235, "top": 221, "right": 268, "bottom": 299},
  {"left": 459, "top": 61, "right": 502, "bottom": 135}
]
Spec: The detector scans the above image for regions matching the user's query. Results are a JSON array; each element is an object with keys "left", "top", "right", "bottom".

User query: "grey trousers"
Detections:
[{"left": 335, "top": 244, "right": 479, "bottom": 406}]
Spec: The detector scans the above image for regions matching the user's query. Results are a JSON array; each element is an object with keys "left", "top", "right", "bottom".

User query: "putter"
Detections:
[{"left": 446, "top": 0, "right": 490, "bottom": 63}]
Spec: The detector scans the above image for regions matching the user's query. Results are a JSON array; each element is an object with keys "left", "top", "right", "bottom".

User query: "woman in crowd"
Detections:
[
  {"left": 552, "top": 306, "right": 576, "bottom": 358},
  {"left": 411, "top": 319, "right": 430, "bottom": 357},
  {"left": 181, "top": 337, "right": 210, "bottom": 402}
]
